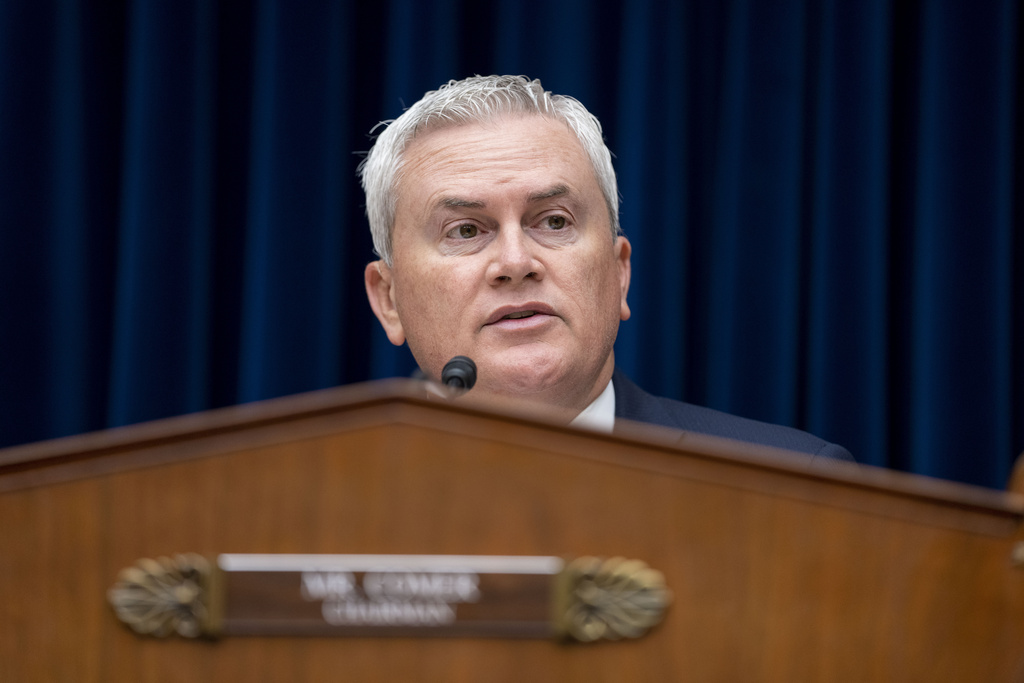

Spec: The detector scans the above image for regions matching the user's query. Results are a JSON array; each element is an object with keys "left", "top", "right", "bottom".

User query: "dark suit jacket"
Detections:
[{"left": 612, "top": 369, "right": 854, "bottom": 463}]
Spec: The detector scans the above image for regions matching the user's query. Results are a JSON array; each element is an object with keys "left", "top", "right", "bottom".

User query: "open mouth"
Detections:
[{"left": 485, "top": 304, "right": 556, "bottom": 326}]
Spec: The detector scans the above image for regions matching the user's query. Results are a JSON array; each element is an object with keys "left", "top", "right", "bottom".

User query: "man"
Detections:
[{"left": 360, "top": 75, "right": 852, "bottom": 463}]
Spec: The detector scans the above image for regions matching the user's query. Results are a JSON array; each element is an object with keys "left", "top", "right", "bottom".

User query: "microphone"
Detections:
[{"left": 441, "top": 356, "right": 477, "bottom": 393}]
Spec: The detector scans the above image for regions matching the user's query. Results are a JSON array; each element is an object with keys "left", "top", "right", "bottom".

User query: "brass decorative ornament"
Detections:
[
  {"left": 107, "top": 554, "right": 222, "bottom": 638},
  {"left": 554, "top": 556, "right": 672, "bottom": 642}
]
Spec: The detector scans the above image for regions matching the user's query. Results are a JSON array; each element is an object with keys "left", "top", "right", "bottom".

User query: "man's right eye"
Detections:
[{"left": 454, "top": 224, "right": 478, "bottom": 239}]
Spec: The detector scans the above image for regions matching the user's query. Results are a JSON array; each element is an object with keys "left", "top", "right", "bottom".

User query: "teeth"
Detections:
[{"left": 504, "top": 311, "right": 535, "bottom": 320}]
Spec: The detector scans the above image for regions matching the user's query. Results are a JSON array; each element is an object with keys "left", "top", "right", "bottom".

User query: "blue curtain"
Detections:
[{"left": 1, "top": 0, "right": 1021, "bottom": 489}]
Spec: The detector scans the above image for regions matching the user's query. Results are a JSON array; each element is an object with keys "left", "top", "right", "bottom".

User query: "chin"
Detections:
[{"left": 478, "top": 352, "right": 580, "bottom": 405}]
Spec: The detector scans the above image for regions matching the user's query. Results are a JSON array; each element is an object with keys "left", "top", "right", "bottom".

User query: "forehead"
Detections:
[{"left": 394, "top": 115, "right": 598, "bottom": 209}]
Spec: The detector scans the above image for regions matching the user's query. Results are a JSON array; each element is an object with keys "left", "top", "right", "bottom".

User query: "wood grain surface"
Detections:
[{"left": 1, "top": 380, "right": 1022, "bottom": 681}]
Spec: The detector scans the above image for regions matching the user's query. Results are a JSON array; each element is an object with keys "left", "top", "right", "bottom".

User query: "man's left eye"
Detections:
[{"left": 545, "top": 215, "right": 566, "bottom": 229}]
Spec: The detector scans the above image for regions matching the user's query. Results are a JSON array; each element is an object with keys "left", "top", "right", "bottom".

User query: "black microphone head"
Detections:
[{"left": 441, "top": 355, "right": 477, "bottom": 391}]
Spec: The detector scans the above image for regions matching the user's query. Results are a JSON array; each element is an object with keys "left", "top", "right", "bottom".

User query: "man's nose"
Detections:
[{"left": 486, "top": 226, "right": 544, "bottom": 284}]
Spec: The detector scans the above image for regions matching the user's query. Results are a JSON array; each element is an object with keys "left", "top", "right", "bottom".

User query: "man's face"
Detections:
[{"left": 365, "top": 115, "right": 631, "bottom": 413}]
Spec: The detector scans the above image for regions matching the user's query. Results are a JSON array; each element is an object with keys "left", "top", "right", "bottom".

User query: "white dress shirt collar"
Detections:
[{"left": 569, "top": 378, "right": 616, "bottom": 433}]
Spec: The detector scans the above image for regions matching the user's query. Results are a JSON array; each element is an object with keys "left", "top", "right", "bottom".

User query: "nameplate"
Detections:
[
  {"left": 221, "top": 554, "right": 559, "bottom": 637},
  {"left": 108, "top": 553, "right": 670, "bottom": 642}
]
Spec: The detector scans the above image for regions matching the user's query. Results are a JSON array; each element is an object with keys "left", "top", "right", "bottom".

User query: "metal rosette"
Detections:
[
  {"left": 107, "top": 554, "right": 223, "bottom": 638},
  {"left": 554, "top": 556, "right": 672, "bottom": 642}
]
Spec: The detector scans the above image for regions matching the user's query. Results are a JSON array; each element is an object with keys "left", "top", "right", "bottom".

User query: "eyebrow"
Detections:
[
  {"left": 435, "top": 184, "right": 571, "bottom": 212},
  {"left": 439, "top": 197, "right": 485, "bottom": 210},
  {"left": 527, "top": 184, "right": 570, "bottom": 202}
]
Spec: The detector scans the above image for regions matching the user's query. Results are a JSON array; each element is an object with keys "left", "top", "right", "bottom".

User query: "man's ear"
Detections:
[
  {"left": 615, "top": 236, "right": 632, "bottom": 321},
  {"left": 364, "top": 260, "right": 406, "bottom": 346}
]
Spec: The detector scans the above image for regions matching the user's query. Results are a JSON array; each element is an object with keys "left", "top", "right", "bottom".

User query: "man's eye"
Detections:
[
  {"left": 545, "top": 215, "right": 566, "bottom": 229},
  {"left": 456, "top": 224, "right": 478, "bottom": 238}
]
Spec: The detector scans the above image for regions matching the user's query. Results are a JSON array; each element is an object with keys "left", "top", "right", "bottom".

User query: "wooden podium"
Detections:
[{"left": 2, "top": 380, "right": 1023, "bottom": 681}]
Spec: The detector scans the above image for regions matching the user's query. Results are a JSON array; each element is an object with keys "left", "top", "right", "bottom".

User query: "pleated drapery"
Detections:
[{"left": 1, "top": 0, "right": 1021, "bottom": 489}]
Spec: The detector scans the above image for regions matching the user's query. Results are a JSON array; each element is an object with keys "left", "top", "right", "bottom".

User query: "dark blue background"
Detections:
[{"left": 1, "top": 0, "right": 1021, "bottom": 489}]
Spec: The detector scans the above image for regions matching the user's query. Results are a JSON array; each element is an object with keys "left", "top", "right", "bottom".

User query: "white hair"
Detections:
[{"left": 357, "top": 75, "right": 620, "bottom": 264}]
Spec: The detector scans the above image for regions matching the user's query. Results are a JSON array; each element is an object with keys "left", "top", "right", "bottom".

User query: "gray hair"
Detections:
[{"left": 358, "top": 75, "right": 620, "bottom": 265}]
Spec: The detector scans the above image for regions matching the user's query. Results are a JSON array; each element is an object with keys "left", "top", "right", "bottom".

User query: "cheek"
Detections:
[
  {"left": 567, "top": 250, "right": 619, "bottom": 306},
  {"left": 569, "top": 258, "right": 625, "bottom": 341},
  {"left": 393, "top": 263, "right": 473, "bottom": 336}
]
